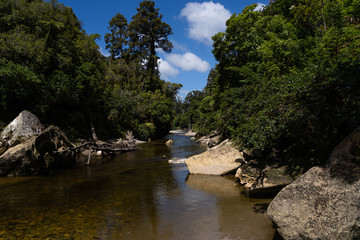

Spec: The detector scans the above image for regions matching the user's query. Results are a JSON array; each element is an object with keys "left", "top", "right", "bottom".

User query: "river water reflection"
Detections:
[{"left": 0, "top": 132, "right": 275, "bottom": 239}]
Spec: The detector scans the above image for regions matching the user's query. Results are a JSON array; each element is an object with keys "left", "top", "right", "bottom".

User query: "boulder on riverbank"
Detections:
[
  {"left": 0, "top": 126, "right": 75, "bottom": 176},
  {"left": 0, "top": 110, "right": 43, "bottom": 149},
  {"left": 185, "top": 140, "right": 245, "bottom": 175},
  {"left": 236, "top": 161, "right": 295, "bottom": 197},
  {"left": 196, "top": 130, "right": 221, "bottom": 148},
  {"left": 267, "top": 127, "right": 360, "bottom": 240},
  {"left": 185, "top": 139, "right": 295, "bottom": 195},
  {"left": 184, "top": 130, "right": 197, "bottom": 137}
]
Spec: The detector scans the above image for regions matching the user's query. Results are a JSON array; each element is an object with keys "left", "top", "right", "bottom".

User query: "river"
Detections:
[{"left": 0, "top": 132, "right": 275, "bottom": 239}]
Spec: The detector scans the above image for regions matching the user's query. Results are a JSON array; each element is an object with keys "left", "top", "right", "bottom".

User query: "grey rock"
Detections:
[
  {"left": 166, "top": 139, "right": 174, "bottom": 145},
  {"left": 0, "top": 110, "right": 43, "bottom": 148},
  {"left": 185, "top": 140, "right": 245, "bottom": 175},
  {"left": 236, "top": 161, "right": 295, "bottom": 197},
  {"left": 0, "top": 145, "right": 8, "bottom": 157},
  {"left": 0, "top": 126, "right": 75, "bottom": 176},
  {"left": 196, "top": 133, "right": 221, "bottom": 148},
  {"left": 184, "top": 130, "right": 197, "bottom": 137},
  {"left": 242, "top": 148, "right": 262, "bottom": 160},
  {"left": 235, "top": 160, "right": 261, "bottom": 187},
  {"left": 267, "top": 127, "right": 360, "bottom": 240}
]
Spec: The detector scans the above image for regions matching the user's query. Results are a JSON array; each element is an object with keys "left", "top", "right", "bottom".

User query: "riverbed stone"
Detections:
[
  {"left": 0, "top": 126, "right": 75, "bottom": 176},
  {"left": 267, "top": 127, "right": 360, "bottom": 240},
  {"left": 0, "top": 110, "right": 43, "bottom": 148},
  {"left": 185, "top": 140, "right": 245, "bottom": 175},
  {"left": 166, "top": 139, "right": 173, "bottom": 145}
]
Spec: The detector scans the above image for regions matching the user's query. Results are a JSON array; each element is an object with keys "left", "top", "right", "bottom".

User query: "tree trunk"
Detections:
[{"left": 90, "top": 115, "right": 98, "bottom": 143}]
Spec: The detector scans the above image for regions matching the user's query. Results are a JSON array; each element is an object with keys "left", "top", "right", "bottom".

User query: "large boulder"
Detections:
[
  {"left": 185, "top": 140, "right": 245, "bottom": 175},
  {"left": 267, "top": 127, "right": 360, "bottom": 240},
  {"left": 0, "top": 110, "right": 43, "bottom": 148},
  {"left": 0, "top": 126, "right": 75, "bottom": 176},
  {"left": 236, "top": 161, "right": 295, "bottom": 197}
]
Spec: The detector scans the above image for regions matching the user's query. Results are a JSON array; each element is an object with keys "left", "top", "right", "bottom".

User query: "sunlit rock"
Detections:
[
  {"left": 0, "top": 110, "right": 43, "bottom": 148},
  {"left": 166, "top": 139, "right": 173, "bottom": 145},
  {"left": 268, "top": 127, "right": 360, "bottom": 240},
  {"left": 185, "top": 140, "right": 244, "bottom": 175}
]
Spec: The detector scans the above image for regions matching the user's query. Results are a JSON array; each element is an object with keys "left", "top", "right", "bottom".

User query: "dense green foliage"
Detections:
[
  {"left": 0, "top": 0, "right": 181, "bottom": 140},
  {"left": 175, "top": 0, "right": 360, "bottom": 171}
]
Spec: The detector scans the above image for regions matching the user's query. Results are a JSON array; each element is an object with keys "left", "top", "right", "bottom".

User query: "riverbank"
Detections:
[
  {"left": 179, "top": 127, "right": 360, "bottom": 240},
  {"left": 172, "top": 129, "right": 295, "bottom": 198}
]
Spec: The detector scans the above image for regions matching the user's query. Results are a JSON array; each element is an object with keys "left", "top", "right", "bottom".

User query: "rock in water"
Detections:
[
  {"left": 267, "top": 127, "right": 360, "bottom": 240},
  {"left": 0, "top": 126, "right": 75, "bottom": 176},
  {"left": 165, "top": 139, "right": 173, "bottom": 146},
  {"left": 185, "top": 140, "right": 244, "bottom": 175},
  {"left": 0, "top": 110, "right": 42, "bottom": 147}
]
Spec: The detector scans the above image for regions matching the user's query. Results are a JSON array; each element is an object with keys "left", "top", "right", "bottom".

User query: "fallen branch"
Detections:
[{"left": 54, "top": 139, "right": 138, "bottom": 164}]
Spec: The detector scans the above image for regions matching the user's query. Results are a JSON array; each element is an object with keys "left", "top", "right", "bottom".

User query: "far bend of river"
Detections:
[{"left": 0, "top": 132, "right": 275, "bottom": 240}]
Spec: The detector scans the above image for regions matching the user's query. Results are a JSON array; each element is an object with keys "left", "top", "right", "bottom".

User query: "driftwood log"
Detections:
[{"left": 55, "top": 139, "right": 137, "bottom": 165}]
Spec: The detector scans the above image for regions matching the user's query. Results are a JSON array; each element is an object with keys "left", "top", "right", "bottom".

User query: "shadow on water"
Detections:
[{"left": 0, "top": 131, "right": 276, "bottom": 239}]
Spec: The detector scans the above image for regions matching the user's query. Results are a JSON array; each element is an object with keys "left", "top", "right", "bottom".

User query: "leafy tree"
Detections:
[
  {"left": 1, "top": 0, "right": 183, "bottom": 141},
  {"left": 0, "top": 61, "right": 41, "bottom": 118},
  {"left": 127, "top": 0, "right": 173, "bottom": 91},
  {"left": 38, "top": 19, "right": 65, "bottom": 46},
  {"left": 187, "top": 0, "right": 360, "bottom": 173},
  {"left": 104, "top": 13, "right": 128, "bottom": 60}
]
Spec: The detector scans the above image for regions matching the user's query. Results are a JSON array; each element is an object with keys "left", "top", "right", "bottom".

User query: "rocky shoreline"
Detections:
[
  {"left": 2, "top": 121, "right": 359, "bottom": 239},
  {"left": 0, "top": 111, "right": 138, "bottom": 176},
  {"left": 179, "top": 128, "right": 360, "bottom": 239},
  {"left": 268, "top": 127, "right": 360, "bottom": 240},
  {"left": 0, "top": 111, "right": 75, "bottom": 176},
  {"left": 184, "top": 137, "right": 295, "bottom": 198}
]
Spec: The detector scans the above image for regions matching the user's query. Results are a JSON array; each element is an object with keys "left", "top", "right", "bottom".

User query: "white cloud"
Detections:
[
  {"left": 167, "top": 52, "right": 210, "bottom": 72},
  {"left": 171, "top": 39, "right": 189, "bottom": 52},
  {"left": 158, "top": 58, "right": 180, "bottom": 80},
  {"left": 99, "top": 46, "right": 110, "bottom": 57},
  {"left": 180, "top": 1, "right": 231, "bottom": 45},
  {"left": 178, "top": 90, "right": 190, "bottom": 100},
  {"left": 180, "top": 89, "right": 190, "bottom": 95},
  {"left": 254, "top": 3, "right": 266, "bottom": 12}
]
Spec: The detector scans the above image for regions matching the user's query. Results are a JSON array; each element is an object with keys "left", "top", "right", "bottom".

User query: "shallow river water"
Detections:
[{"left": 0, "top": 132, "right": 275, "bottom": 239}]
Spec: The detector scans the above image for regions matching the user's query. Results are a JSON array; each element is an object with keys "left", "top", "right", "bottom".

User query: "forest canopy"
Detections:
[
  {"left": 2, "top": 0, "right": 360, "bottom": 172},
  {"left": 0, "top": 0, "right": 181, "bottom": 140},
  {"left": 175, "top": 0, "right": 360, "bottom": 171}
]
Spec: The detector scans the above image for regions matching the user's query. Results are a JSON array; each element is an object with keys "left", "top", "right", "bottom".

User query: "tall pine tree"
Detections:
[
  {"left": 104, "top": 13, "right": 128, "bottom": 60},
  {"left": 127, "top": 0, "right": 173, "bottom": 91}
]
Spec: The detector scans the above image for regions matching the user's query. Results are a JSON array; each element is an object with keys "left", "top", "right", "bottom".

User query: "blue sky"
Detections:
[{"left": 57, "top": 0, "right": 268, "bottom": 98}]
